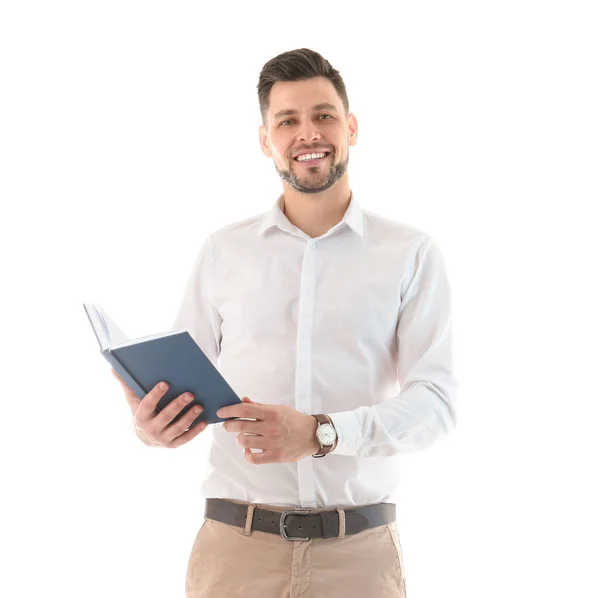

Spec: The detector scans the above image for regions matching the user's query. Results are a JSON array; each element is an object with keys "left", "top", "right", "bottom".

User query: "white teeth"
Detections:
[{"left": 296, "top": 152, "right": 327, "bottom": 162}]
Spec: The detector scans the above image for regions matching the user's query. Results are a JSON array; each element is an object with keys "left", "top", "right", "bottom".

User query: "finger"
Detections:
[
  {"left": 135, "top": 381, "right": 171, "bottom": 423},
  {"left": 112, "top": 368, "right": 131, "bottom": 394},
  {"left": 111, "top": 368, "right": 123, "bottom": 383},
  {"left": 165, "top": 403, "right": 204, "bottom": 440},
  {"left": 168, "top": 418, "right": 210, "bottom": 449},
  {"left": 224, "top": 419, "right": 266, "bottom": 435},
  {"left": 154, "top": 391, "right": 196, "bottom": 432},
  {"left": 243, "top": 448, "right": 273, "bottom": 465},
  {"left": 217, "top": 402, "right": 265, "bottom": 420},
  {"left": 237, "top": 433, "right": 269, "bottom": 450},
  {"left": 124, "top": 394, "right": 141, "bottom": 417}
]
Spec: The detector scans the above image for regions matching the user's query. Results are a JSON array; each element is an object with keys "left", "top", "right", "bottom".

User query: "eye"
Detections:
[{"left": 279, "top": 115, "right": 333, "bottom": 126}]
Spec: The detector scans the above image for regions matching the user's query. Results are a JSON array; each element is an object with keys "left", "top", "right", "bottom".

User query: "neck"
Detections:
[{"left": 281, "top": 179, "right": 352, "bottom": 239}]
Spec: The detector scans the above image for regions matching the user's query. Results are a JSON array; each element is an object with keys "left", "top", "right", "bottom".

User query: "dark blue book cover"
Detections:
[{"left": 83, "top": 303, "right": 241, "bottom": 428}]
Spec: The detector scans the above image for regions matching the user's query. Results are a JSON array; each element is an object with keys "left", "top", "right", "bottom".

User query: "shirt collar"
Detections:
[{"left": 256, "top": 191, "right": 364, "bottom": 238}]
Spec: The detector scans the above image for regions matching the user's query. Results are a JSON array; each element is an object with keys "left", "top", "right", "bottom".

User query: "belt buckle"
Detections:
[{"left": 280, "top": 510, "right": 311, "bottom": 542}]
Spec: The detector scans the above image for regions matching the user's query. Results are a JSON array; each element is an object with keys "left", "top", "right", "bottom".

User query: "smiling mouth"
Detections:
[{"left": 294, "top": 152, "right": 331, "bottom": 166}]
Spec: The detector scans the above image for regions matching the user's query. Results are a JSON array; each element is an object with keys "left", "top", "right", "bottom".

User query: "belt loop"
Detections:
[
  {"left": 336, "top": 507, "right": 346, "bottom": 539},
  {"left": 244, "top": 504, "right": 256, "bottom": 536}
]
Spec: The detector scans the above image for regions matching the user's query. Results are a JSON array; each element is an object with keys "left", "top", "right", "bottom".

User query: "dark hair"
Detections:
[{"left": 257, "top": 48, "right": 350, "bottom": 127}]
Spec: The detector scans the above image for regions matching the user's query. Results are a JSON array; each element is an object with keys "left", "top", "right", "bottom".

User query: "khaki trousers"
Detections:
[{"left": 185, "top": 500, "right": 407, "bottom": 598}]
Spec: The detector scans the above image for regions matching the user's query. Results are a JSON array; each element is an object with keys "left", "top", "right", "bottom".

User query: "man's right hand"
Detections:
[{"left": 111, "top": 368, "right": 208, "bottom": 448}]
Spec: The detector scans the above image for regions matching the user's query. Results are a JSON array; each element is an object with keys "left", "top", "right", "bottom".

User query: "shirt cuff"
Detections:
[{"left": 328, "top": 410, "right": 363, "bottom": 456}]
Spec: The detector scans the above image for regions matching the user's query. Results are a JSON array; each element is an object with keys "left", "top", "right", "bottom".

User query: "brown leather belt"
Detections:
[{"left": 204, "top": 498, "right": 396, "bottom": 541}]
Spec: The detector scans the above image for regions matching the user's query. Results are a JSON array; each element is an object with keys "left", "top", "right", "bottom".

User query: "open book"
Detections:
[{"left": 83, "top": 303, "right": 241, "bottom": 427}]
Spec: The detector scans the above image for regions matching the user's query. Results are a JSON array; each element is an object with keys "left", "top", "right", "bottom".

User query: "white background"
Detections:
[{"left": 1, "top": 1, "right": 599, "bottom": 597}]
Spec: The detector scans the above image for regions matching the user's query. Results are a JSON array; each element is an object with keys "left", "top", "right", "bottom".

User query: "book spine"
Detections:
[{"left": 102, "top": 349, "right": 147, "bottom": 400}]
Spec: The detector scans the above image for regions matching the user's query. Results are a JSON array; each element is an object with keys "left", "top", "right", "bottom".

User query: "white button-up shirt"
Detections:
[{"left": 172, "top": 192, "right": 457, "bottom": 508}]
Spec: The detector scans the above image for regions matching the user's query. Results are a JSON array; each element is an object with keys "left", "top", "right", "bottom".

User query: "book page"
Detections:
[
  {"left": 95, "top": 304, "right": 129, "bottom": 348},
  {"left": 83, "top": 303, "right": 109, "bottom": 351},
  {"left": 115, "top": 329, "right": 182, "bottom": 348}
]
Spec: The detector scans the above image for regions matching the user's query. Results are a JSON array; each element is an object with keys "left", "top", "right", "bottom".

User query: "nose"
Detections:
[{"left": 297, "top": 121, "right": 321, "bottom": 142}]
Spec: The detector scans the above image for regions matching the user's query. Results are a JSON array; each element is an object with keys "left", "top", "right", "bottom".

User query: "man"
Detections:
[{"left": 114, "top": 48, "right": 457, "bottom": 598}]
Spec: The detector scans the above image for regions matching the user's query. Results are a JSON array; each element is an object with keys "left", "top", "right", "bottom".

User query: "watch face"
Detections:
[{"left": 317, "top": 423, "right": 337, "bottom": 445}]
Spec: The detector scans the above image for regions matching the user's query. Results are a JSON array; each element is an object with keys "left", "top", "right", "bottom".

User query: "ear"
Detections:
[
  {"left": 259, "top": 126, "right": 272, "bottom": 158},
  {"left": 347, "top": 113, "right": 358, "bottom": 147}
]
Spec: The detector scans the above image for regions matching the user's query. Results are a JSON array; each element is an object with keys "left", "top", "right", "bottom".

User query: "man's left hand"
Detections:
[{"left": 217, "top": 398, "right": 320, "bottom": 464}]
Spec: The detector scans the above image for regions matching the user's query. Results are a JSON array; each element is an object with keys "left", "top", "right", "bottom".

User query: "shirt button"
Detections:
[{"left": 310, "top": 243, "right": 316, "bottom": 249}]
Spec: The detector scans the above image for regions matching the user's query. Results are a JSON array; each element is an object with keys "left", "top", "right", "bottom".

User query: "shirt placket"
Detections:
[{"left": 295, "top": 240, "right": 319, "bottom": 508}]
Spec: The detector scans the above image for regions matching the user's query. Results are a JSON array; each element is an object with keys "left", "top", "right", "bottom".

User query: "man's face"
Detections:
[{"left": 259, "top": 76, "right": 358, "bottom": 194}]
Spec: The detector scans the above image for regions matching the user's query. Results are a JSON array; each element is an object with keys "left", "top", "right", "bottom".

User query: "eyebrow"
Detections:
[{"left": 273, "top": 103, "right": 339, "bottom": 120}]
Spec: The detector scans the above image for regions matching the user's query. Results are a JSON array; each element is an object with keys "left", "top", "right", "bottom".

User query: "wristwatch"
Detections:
[{"left": 311, "top": 414, "right": 338, "bottom": 458}]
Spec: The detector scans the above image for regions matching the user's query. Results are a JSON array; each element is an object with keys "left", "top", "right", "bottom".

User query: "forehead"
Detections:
[{"left": 268, "top": 77, "right": 342, "bottom": 117}]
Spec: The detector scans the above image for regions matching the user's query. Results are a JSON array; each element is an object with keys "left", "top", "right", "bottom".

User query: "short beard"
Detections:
[{"left": 274, "top": 152, "right": 349, "bottom": 195}]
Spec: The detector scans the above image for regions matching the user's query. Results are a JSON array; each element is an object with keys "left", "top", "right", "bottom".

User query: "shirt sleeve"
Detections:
[
  {"left": 328, "top": 235, "right": 458, "bottom": 458},
  {"left": 171, "top": 234, "right": 222, "bottom": 368}
]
